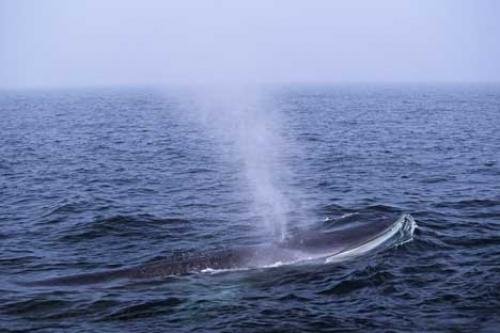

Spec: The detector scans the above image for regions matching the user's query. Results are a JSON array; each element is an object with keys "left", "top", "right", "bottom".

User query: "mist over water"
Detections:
[{"left": 185, "top": 84, "right": 300, "bottom": 240}]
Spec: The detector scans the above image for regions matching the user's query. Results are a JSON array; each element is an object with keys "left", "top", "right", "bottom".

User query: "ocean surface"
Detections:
[{"left": 1, "top": 84, "right": 499, "bottom": 332}]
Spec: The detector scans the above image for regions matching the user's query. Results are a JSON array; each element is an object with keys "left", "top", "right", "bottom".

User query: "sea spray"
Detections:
[{"left": 188, "top": 84, "right": 294, "bottom": 240}]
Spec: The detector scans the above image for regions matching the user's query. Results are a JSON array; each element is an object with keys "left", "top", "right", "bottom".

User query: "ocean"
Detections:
[{"left": 1, "top": 84, "right": 499, "bottom": 332}]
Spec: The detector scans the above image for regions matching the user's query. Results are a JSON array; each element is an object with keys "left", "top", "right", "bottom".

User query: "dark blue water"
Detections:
[{"left": 1, "top": 84, "right": 499, "bottom": 332}]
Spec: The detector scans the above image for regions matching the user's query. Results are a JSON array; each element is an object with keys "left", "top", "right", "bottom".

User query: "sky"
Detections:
[{"left": 1, "top": 0, "right": 499, "bottom": 89}]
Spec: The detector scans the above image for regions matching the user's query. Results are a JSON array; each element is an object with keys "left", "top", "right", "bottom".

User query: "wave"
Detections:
[
  {"left": 434, "top": 198, "right": 500, "bottom": 209},
  {"left": 58, "top": 215, "right": 190, "bottom": 242}
]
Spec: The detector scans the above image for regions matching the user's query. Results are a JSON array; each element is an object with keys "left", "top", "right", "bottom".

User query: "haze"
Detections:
[{"left": 1, "top": 0, "right": 499, "bottom": 89}]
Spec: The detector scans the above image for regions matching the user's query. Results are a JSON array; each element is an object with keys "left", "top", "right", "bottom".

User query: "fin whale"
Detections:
[{"left": 25, "top": 214, "right": 414, "bottom": 286}]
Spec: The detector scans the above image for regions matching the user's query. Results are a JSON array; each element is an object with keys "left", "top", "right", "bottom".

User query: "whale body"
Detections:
[{"left": 25, "top": 214, "right": 415, "bottom": 286}]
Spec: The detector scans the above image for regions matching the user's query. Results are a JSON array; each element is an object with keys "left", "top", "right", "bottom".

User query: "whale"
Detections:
[{"left": 24, "top": 214, "right": 415, "bottom": 286}]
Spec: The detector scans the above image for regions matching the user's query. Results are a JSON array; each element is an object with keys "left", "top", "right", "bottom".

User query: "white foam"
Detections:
[{"left": 325, "top": 214, "right": 416, "bottom": 263}]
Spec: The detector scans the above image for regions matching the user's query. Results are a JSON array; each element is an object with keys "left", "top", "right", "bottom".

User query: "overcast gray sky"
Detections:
[{"left": 1, "top": 0, "right": 499, "bottom": 89}]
